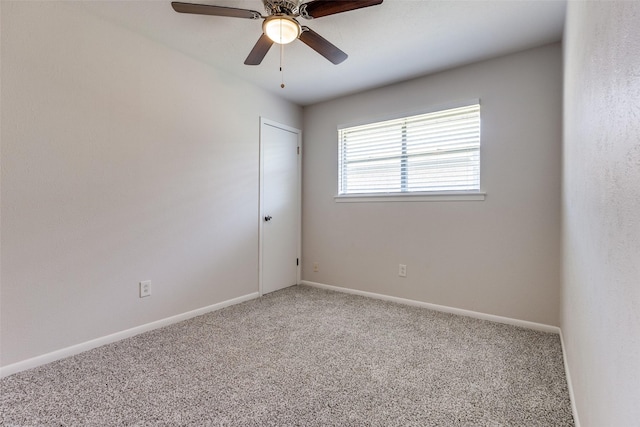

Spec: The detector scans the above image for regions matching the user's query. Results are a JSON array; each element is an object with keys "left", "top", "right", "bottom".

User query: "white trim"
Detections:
[
  {"left": 0, "top": 292, "right": 260, "bottom": 379},
  {"left": 559, "top": 329, "right": 582, "bottom": 427},
  {"left": 335, "top": 191, "right": 486, "bottom": 203},
  {"left": 300, "top": 280, "right": 559, "bottom": 334}
]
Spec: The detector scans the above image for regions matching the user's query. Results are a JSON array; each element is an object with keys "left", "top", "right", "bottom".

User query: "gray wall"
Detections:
[
  {"left": 302, "top": 44, "right": 562, "bottom": 326},
  {"left": 0, "top": 1, "right": 301, "bottom": 366},
  {"left": 562, "top": 1, "right": 640, "bottom": 425}
]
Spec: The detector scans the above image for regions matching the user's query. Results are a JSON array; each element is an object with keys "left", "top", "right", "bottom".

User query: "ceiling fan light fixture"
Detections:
[{"left": 263, "top": 15, "right": 301, "bottom": 45}]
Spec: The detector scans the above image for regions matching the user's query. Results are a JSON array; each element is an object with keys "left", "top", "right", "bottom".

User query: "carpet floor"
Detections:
[{"left": 1, "top": 285, "right": 574, "bottom": 426}]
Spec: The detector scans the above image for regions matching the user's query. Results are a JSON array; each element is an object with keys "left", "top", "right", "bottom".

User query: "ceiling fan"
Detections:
[{"left": 171, "top": 0, "right": 384, "bottom": 66}]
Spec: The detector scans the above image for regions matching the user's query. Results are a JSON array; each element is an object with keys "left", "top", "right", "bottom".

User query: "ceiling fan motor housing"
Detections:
[{"left": 263, "top": 0, "right": 300, "bottom": 16}]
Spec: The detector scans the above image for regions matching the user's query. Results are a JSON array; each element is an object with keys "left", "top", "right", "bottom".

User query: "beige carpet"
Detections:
[{"left": 1, "top": 285, "right": 574, "bottom": 426}]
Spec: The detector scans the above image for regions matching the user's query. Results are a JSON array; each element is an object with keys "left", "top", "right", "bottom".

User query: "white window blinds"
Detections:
[{"left": 338, "top": 103, "right": 481, "bottom": 195}]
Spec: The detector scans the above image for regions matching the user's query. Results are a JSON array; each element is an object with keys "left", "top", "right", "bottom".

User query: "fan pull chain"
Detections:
[{"left": 280, "top": 42, "right": 285, "bottom": 89}]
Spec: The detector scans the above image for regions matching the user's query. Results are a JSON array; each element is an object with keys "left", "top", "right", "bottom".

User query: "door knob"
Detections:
[{"left": 264, "top": 215, "right": 272, "bottom": 222}]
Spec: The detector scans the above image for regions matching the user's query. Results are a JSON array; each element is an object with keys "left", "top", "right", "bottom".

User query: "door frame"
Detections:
[{"left": 258, "top": 117, "right": 302, "bottom": 296}]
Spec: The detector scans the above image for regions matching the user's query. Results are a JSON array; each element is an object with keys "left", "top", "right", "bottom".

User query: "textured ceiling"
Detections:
[{"left": 70, "top": 0, "right": 566, "bottom": 106}]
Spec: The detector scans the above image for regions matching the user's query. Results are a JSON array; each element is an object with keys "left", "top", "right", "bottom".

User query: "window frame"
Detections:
[{"left": 335, "top": 100, "right": 486, "bottom": 203}]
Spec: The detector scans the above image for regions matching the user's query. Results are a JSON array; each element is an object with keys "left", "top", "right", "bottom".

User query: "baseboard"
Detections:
[
  {"left": 0, "top": 292, "right": 260, "bottom": 379},
  {"left": 300, "top": 280, "right": 560, "bottom": 334},
  {"left": 559, "top": 329, "right": 582, "bottom": 427}
]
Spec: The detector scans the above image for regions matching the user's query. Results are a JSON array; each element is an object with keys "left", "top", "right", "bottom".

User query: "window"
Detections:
[{"left": 338, "top": 103, "right": 481, "bottom": 198}]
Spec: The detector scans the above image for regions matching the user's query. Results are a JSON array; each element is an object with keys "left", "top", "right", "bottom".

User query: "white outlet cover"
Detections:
[
  {"left": 139, "top": 280, "right": 151, "bottom": 298},
  {"left": 399, "top": 264, "right": 407, "bottom": 277}
]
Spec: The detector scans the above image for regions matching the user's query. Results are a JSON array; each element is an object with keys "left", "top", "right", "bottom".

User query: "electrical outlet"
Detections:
[
  {"left": 399, "top": 264, "right": 407, "bottom": 278},
  {"left": 139, "top": 280, "right": 151, "bottom": 298},
  {"left": 313, "top": 262, "right": 319, "bottom": 272}
]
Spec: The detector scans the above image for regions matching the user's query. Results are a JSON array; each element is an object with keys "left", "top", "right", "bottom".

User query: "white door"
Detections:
[{"left": 259, "top": 118, "right": 301, "bottom": 295}]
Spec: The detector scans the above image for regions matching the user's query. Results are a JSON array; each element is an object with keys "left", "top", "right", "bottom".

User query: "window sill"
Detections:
[{"left": 334, "top": 191, "right": 486, "bottom": 203}]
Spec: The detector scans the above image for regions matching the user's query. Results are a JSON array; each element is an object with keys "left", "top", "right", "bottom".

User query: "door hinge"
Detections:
[
  {"left": 296, "top": 258, "right": 299, "bottom": 266},
  {"left": 297, "top": 146, "right": 300, "bottom": 155}
]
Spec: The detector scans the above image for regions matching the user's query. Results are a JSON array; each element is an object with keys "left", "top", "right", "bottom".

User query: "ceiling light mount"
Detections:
[{"left": 263, "top": 15, "right": 301, "bottom": 45}]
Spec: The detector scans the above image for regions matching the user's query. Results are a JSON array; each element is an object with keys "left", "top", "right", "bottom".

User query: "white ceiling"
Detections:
[{"left": 70, "top": 0, "right": 566, "bottom": 106}]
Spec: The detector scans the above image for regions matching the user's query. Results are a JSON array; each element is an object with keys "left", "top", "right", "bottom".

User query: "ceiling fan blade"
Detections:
[
  {"left": 299, "top": 27, "right": 348, "bottom": 65},
  {"left": 171, "top": 2, "right": 262, "bottom": 19},
  {"left": 244, "top": 34, "right": 274, "bottom": 65},
  {"left": 299, "top": 0, "right": 383, "bottom": 19}
]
